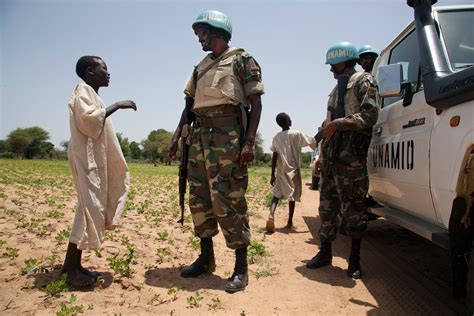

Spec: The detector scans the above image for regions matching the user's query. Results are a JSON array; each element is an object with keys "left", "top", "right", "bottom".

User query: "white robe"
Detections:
[
  {"left": 270, "top": 129, "right": 316, "bottom": 201},
  {"left": 67, "top": 83, "right": 130, "bottom": 250}
]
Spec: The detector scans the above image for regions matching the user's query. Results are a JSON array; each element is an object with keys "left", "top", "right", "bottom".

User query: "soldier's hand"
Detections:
[
  {"left": 115, "top": 100, "right": 137, "bottom": 111},
  {"left": 167, "top": 140, "right": 179, "bottom": 162},
  {"left": 270, "top": 175, "right": 275, "bottom": 186},
  {"left": 239, "top": 141, "right": 255, "bottom": 167},
  {"left": 323, "top": 122, "right": 337, "bottom": 139}
]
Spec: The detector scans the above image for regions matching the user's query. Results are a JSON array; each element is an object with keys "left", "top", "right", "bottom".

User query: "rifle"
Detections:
[
  {"left": 325, "top": 74, "right": 349, "bottom": 174},
  {"left": 177, "top": 96, "right": 195, "bottom": 225}
]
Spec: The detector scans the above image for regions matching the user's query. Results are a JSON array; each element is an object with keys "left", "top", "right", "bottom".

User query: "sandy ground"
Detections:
[{"left": 0, "top": 177, "right": 469, "bottom": 315}]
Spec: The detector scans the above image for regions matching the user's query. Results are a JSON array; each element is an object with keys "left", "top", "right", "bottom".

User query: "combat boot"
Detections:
[
  {"left": 306, "top": 241, "right": 332, "bottom": 269},
  {"left": 225, "top": 247, "right": 248, "bottom": 293},
  {"left": 347, "top": 238, "right": 362, "bottom": 279},
  {"left": 180, "top": 237, "right": 215, "bottom": 278}
]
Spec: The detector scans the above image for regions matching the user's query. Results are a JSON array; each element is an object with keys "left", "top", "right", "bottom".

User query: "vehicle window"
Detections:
[
  {"left": 437, "top": 9, "right": 474, "bottom": 71},
  {"left": 383, "top": 29, "right": 421, "bottom": 108}
]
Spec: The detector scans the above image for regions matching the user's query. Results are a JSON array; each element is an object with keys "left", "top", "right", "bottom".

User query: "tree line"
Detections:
[{"left": 0, "top": 126, "right": 310, "bottom": 166}]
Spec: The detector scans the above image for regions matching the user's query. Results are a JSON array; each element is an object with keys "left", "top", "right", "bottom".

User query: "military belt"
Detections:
[{"left": 193, "top": 115, "right": 238, "bottom": 128}]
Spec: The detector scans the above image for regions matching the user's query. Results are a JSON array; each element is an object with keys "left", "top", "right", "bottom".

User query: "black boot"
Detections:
[
  {"left": 181, "top": 237, "right": 215, "bottom": 278},
  {"left": 225, "top": 247, "right": 248, "bottom": 293},
  {"left": 347, "top": 238, "right": 362, "bottom": 279},
  {"left": 306, "top": 241, "right": 332, "bottom": 269}
]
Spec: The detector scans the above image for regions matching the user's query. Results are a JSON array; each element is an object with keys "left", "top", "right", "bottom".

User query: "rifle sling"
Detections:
[{"left": 195, "top": 48, "right": 245, "bottom": 83}]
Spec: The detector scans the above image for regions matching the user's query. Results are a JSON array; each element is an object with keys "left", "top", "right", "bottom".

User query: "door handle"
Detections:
[{"left": 374, "top": 127, "right": 382, "bottom": 136}]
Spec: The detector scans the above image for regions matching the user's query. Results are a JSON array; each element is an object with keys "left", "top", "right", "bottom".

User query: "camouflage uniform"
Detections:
[
  {"left": 319, "top": 70, "right": 379, "bottom": 242},
  {"left": 185, "top": 48, "right": 264, "bottom": 249}
]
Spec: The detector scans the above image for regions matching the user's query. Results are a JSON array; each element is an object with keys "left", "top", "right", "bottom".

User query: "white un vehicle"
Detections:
[{"left": 367, "top": 0, "right": 473, "bottom": 310}]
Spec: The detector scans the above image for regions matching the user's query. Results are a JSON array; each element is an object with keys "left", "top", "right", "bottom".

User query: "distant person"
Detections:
[
  {"left": 266, "top": 113, "right": 316, "bottom": 233},
  {"left": 305, "top": 42, "right": 378, "bottom": 279},
  {"left": 63, "top": 56, "right": 137, "bottom": 287},
  {"left": 167, "top": 10, "right": 264, "bottom": 293},
  {"left": 357, "top": 45, "right": 379, "bottom": 73}
]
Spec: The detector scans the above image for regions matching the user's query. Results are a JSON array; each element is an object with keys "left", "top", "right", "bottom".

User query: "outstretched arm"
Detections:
[{"left": 106, "top": 100, "right": 137, "bottom": 118}]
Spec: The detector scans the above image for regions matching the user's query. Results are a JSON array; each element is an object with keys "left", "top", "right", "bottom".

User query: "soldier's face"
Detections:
[
  {"left": 330, "top": 62, "right": 345, "bottom": 79},
  {"left": 358, "top": 54, "right": 375, "bottom": 72},
  {"left": 195, "top": 28, "right": 212, "bottom": 51}
]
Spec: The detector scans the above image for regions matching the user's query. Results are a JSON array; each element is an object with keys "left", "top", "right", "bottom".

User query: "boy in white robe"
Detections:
[
  {"left": 266, "top": 113, "right": 316, "bottom": 233},
  {"left": 62, "top": 56, "right": 137, "bottom": 287}
]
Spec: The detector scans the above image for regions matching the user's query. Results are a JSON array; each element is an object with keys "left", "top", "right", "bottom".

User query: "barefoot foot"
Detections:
[{"left": 66, "top": 269, "right": 95, "bottom": 288}]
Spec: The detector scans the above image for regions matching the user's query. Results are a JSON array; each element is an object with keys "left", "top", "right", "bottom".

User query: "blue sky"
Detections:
[{"left": 1, "top": 0, "right": 470, "bottom": 152}]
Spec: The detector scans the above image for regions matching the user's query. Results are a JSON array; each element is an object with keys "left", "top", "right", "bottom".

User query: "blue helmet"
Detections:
[
  {"left": 192, "top": 10, "right": 232, "bottom": 40},
  {"left": 358, "top": 45, "right": 379, "bottom": 58},
  {"left": 325, "top": 42, "right": 359, "bottom": 64}
]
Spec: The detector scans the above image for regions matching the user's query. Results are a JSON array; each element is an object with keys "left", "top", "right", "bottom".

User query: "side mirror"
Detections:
[{"left": 377, "top": 63, "right": 403, "bottom": 97}]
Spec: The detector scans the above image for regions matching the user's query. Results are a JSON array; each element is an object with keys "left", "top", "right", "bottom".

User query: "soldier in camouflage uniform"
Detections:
[
  {"left": 306, "top": 42, "right": 379, "bottom": 279},
  {"left": 167, "top": 10, "right": 264, "bottom": 293},
  {"left": 357, "top": 45, "right": 379, "bottom": 74}
]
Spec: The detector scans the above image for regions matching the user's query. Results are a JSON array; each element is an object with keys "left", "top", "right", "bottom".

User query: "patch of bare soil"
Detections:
[{"left": 0, "top": 179, "right": 468, "bottom": 315}]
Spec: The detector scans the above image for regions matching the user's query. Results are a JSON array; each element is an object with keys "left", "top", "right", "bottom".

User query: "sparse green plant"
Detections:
[
  {"left": 247, "top": 240, "right": 267, "bottom": 264},
  {"left": 157, "top": 229, "right": 169, "bottom": 241},
  {"left": 45, "top": 253, "right": 60, "bottom": 267},
  {"left": 11, "top": 199, "right": 22, "bottom": 206},
  {"left": 55, "top": 229, "right": 70, "bottom": 244},
  {"left": 148, "top": 294, "right": 165, "bottom": 306},
  {"left": 46, "top": 198, "right": 57, "bottom": 207},
  {"left": 94, "top": 249, "right": 102, "bottom": 258},
  {"left": 47, "top": 210, "right": 64, "bottom": 219},
  {"left": 106, "top": 236, "right": 137, "bottom": 278},
  {"left": 187, "top": 235, "right": 200, "bottom": 250},
  {"left": 207, "top": 297, "right": 223, "bottom": 311},
  {"left": 253, "top": 267, "right": 279, "bottom": 279},
  {"left": 167, "top": 286, "right": 181, "bottom": 301},
  {"left": 56, "top": 294, "right": 84, "bottom": 316},
  {"left": 136, "top": 199, "right": 151, "bottom": 214},
  {"left": 155, "top": 247, "right": 171, "bottom": 263},
  {"left": 0, "top": 239, "right": 6, "bottom": 247},
  {"left": 42, "top": 274, "right": 68, "bottom": 297},
  {"left": 186, "top": 291, "right": 203, "bottom": 308},
  {"left": 5, "top": 247, "right": 19, "bottom": 260},
  {"left": 105, "top": 231, "right": 116, "bottom": 241},
  {"left": 21, "top": 257, "right": 51, "bottom": 275}
]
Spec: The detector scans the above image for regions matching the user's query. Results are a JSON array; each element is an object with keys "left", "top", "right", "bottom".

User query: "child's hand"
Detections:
[
  {"left": 115, "top": 100, "right": 137, "bottom": 111},
  {"left": 270, "top": 175, "right": 275, "bottom": 186}
]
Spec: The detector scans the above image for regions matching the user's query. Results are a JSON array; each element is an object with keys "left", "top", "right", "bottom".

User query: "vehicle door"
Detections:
[{"left": 368, "top": 28, "right": 438, "bottom": 224}]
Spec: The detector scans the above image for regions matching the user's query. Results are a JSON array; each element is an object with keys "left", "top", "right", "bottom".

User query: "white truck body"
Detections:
[{"left": 367, "top": 5, "right": 474, "bottom": 249}]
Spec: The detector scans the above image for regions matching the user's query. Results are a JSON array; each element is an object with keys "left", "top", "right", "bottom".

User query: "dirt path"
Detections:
[
  {"left": 0, "top": 177, "right": 468, "bottom": 315},
  {"left": 223, "top": 180, "right": 467, "bottom": 315}
]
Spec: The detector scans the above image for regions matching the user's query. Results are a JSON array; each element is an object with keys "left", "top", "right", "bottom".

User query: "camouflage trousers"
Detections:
[
  {"left": 188, "top": 105, "right": 250, "bottom": 249},
  {"left": 318, "top": 139, "right": 368, "bottom": 242}
]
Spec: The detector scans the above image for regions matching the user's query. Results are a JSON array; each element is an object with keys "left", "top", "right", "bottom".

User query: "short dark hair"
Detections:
[
  {"left": 276, "top": 112, "right": 291, "bottom": 128},
  {"left": 75, "top": 56, "right": 102, "bottom": 80}
]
